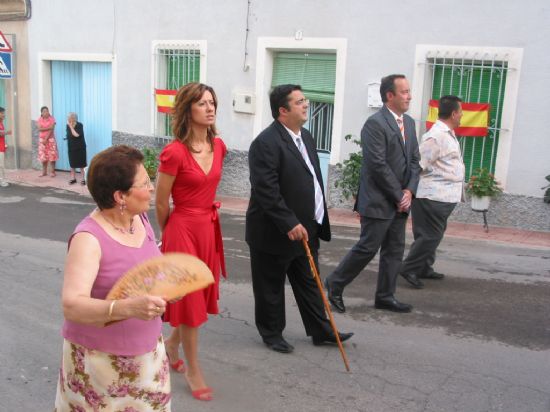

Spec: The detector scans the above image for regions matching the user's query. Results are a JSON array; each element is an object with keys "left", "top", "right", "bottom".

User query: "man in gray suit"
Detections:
[{"left": 325, "top": 74, "right": 421, "bottom": 313}]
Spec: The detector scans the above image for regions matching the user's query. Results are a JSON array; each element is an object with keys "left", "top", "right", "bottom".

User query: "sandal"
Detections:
[
  {"left": 191, "top": 387, "right": 213, "bottom": 401},
  {"left": 166, "top": 350, "right": 186, "bottom": 373},
  {"left": 169, "top": 358, "right": 186, "bottom": 373},
  {"left": 68, "top": 179, "right": 77, "bottom": 184},
  {"left": 184, "top": 372, "right": 212, "bottom": 401},
  {"left": 50, "top": 173, "right": 56, "bottom": 177},
  {"left": 81, "top": 180, "right": 86, "bottom": 185}
]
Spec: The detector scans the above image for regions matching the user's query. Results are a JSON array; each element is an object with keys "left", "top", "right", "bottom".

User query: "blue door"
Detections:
[
  {"left": 51, "top": 61, "right": 82, "bottom": 170},
  {"left": 51, "top": 61, "right": 112, "bottom": 171}
]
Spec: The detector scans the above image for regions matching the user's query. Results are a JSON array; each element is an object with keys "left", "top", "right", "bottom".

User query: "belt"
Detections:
[{"left": 173, "top": 202, "right": 226, "bottom": 278}]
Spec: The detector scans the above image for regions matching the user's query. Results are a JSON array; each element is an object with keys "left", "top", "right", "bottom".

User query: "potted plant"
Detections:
[
  {"left": 334, "top": 134, "right": 362, "bottom": 200},
  {"left": 142, "top": 146, "right": 160, "bottom": 180},
  {"left": 466, "top": 168, "right": 502, "bottom": 211}
]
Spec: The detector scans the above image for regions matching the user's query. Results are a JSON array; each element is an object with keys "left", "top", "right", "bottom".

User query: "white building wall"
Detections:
[{"left": 26, "top": 0, "right": 550, "bottom": 197}]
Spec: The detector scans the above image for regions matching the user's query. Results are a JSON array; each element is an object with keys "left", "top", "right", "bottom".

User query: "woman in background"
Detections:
[
  {"left": 156, "top": 82, "right": 226, "bottom": 402},
  {"left": 37, "top": 106, "right": 58, "bottom": 177},
  {"left": 66, "top": 112, "right": 87, "bottom": 185}
]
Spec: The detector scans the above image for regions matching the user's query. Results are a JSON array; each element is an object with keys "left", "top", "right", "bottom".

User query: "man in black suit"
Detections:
[
  {"left": 246, "top": 84, "right": 353, "bottom": 353},
  {"left": 325, "top": 74, "right": 421, "bottom": 313}
]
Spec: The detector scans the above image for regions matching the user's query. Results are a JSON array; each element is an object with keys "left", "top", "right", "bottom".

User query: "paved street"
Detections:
[{"left": 1, "top": 184, "right": 549, "bottom": 411}]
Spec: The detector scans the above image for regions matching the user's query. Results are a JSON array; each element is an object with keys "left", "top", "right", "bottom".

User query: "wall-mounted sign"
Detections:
[
  {"left": 0, "top": 52, "right": 13, "bottom": 78},
  {"left": 0, "top": 31, "right": 13, "bottom": 52}
]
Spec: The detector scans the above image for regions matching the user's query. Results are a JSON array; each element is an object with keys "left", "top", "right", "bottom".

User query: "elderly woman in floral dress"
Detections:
[{"left": 54, "top": 145, "right": 171, "bottom": 411}]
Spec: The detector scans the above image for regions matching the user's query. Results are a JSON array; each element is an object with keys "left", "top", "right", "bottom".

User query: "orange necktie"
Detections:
[{"left": 397, "top": 117, "right": 406, "bottom": 143}]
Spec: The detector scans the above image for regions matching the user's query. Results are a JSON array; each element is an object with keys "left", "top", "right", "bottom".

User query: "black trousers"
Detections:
[
  {"left": 250, "top": 246, "right": 331, "bottom": 343},
  {"left": 327, "top": 213, "right": 408, "bottom": 299},
  {"left": 400, "top": 198, "right": 456, "bottom": 276}
]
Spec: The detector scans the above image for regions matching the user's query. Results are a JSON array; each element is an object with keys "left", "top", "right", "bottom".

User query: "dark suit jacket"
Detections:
[
  {"left": 246, "top": 120, "right": 331, "bottom": 256},
  {"left": 355, "top": 105, "right": 421, "bottom": 219}
]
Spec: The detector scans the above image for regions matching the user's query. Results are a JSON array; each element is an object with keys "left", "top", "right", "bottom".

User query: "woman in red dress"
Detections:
[{"left": 155, "top": 82, "right": 226, "bottom": 402}]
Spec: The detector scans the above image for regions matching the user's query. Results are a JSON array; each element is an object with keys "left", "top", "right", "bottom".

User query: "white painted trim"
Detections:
[
  {"left": 150, "top": 40, "right": 207, "bottom": 135},
  {"left": 254, "top": 37, "right": 347, "bottom": 164},
  {"left": 411, "top": 44, "right": 523, "bottom": 190},
  {"left": 37, "top": 53, "right": 117, "bottom": 129}
]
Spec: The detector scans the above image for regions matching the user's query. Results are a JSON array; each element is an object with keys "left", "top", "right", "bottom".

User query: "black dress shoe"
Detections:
[
  {"left": 400, "top": 273, "right": 424, "bottom": 289},
  {"left": 374, "top": 297, "right": 412, "bottom": 313},
  {"left": 324, "top": 278, "right": 346, "bottom": 313},
  {"left": 264, "top": 338, "right": 294, "bottom": 353},
  {"left": 419, "top": 271, "right": 445, "bottom": 280},
  {"left": 312, "top": 331, "right": 354, "bottom": 346}
]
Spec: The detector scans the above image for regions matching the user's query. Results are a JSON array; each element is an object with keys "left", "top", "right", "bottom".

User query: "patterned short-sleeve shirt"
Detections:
[{"left": 416, "top": 120, "right": 465, "bottom": 203}]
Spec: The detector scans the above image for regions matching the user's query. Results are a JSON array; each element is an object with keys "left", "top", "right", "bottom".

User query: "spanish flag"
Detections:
[
  {"left": 426, "top": 99, "right": 490, "bottom": 137},
  {"left": 155, "top": 89, "right": 177, "bottom": 113}
]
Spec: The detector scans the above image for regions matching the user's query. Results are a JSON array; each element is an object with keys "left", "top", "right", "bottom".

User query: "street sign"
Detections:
[
  {"left": 0, "top": 52, "right": 12, "bottom": 78},
  {"left": 0, "top": 31, "right": 12, "bottom": 52}
]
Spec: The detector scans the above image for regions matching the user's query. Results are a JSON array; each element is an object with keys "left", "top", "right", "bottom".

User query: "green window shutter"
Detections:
[
  {"left": 272, "top": 53, "right": 336, "bottom": 103},
  {"left": 431, "top": 61, "right": 507, "bottom": 180},
  {"left": 161, "top": 50, "right": 201, "bottom": 136},
  {"left": 0, "top": 79, "right": 5, "bottom": 108},
  {"left": 165, "top": 51, "right": 201, "bottom": 89}
]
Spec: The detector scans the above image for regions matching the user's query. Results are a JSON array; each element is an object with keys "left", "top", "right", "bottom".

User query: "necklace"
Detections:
[
  {"left": 190, "top": 139, "right": 210, "bottom": 153},
  {"left": 99, "top": 211, "right": 135, "bottom": 235}
]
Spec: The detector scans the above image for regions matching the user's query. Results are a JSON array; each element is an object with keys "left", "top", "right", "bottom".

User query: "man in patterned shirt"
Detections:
[{"left": 399, "top": 95, "right": 465, "bottom": 289}]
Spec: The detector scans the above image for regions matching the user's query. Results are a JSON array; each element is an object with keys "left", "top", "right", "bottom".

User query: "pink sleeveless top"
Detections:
[{"left": 62, "top": 213, "right": 162, "bottom": 356}]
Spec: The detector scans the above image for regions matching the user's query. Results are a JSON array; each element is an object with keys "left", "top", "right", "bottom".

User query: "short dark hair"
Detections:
[
  {"left": 40, "top": 106, "right": 49, "bottom": 113},
  {"left": 438, "top": 95, "right": 462, "bottom": 119},
  {"left": 270, "top": 84, "right": 302, "bottom": 119},
  {"left": 87, "top": 145, "right": 144, "bottom": 210},
  {"left": 0, "top": 107, "right": 5, "bottom": 113},
  {"left": 380, "top": 74, "right": 406, "bottom": 103}
]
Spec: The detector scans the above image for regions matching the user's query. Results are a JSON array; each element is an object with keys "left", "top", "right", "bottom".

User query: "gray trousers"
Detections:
[
  {"left": 400, "top": 198, "right": 456, "bottom": 276},
  {"left": 326, "top": 213, "right": 408, "bottom": 299}
]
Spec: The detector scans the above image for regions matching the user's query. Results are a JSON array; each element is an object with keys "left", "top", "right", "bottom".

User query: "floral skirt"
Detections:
[
  {"left": 38, "top": 137, "right": 59, "bottom": 162},
  {"left": 54, "top": 336, "right": 171, "bottom": 412}
]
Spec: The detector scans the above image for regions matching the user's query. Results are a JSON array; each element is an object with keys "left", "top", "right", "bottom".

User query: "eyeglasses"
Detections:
[
  {"left": 132, "top": 176, "right": 154, "bottom": 190},
  {"left": 294, "top": 98, "right": 310, "bottom": 106}
]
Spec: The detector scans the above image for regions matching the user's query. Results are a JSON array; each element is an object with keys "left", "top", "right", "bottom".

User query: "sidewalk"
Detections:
[{"left": 6, "top": 168, "right": 550, "bottom": 249}]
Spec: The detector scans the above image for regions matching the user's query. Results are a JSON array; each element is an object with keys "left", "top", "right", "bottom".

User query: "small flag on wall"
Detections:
[
  {"left": 155, "top": 89, "right": 177, "bottom": 113},
  {"left": 426, "top": 99, "right": 490, "bottom": 137}
]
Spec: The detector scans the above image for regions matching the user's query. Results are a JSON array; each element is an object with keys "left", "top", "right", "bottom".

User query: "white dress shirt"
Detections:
[{"left": 283, "top": 125, "right": 325, "bottom": 224}]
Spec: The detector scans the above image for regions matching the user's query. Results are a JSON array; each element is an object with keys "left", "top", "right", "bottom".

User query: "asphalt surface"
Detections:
[{"left": 1, "top": 184, "right": 549, "bottom": 411}]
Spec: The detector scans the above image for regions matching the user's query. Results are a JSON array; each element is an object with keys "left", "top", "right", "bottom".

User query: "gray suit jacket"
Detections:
[{"left": 355, "top": 105, "right": 421, "bottom": 219}]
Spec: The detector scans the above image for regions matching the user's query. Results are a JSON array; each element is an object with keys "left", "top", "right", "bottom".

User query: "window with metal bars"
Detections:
[
  {"left": 271, "top": 52, "right": 336, "bottom": 152},
  {"left": 427, "top": 58, "right": 508, "bottom": 180},
  {"left": 153, "top": 47, "right": 200, "bottom": 139}
]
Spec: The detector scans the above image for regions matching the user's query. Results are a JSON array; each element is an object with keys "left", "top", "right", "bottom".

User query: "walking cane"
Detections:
[{"left": 302, "top": 239, "right": 351, "bottom": 372}]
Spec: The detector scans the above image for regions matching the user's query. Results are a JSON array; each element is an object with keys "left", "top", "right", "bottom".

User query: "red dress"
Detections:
[{"left": 159, "top": 138, "right": 227, "bottom": 327}]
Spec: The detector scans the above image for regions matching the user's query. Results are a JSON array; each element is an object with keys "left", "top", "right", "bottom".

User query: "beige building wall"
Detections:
[{"left": 1, "top": 21, "right": 31, "bottom": 168}]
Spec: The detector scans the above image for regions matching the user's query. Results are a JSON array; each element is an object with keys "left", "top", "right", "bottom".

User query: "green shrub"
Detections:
[
  {"left": 542, "top": 174, "right": 550, "bottom": 204},
  {"left": 334, "top": 134, "right": 362, "bottom": 200},
  {"left": 142, "top": 147, "right": 160, "bottom": 179}
]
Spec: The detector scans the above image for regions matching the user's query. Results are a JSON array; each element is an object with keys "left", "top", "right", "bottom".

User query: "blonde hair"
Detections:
[{"left": 171, "top": 82, "right": 218, "bottom": 152}]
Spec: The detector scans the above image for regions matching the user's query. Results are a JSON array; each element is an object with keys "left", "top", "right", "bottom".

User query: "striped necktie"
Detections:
[
  {"left": 296, "top": 137, "right": 325, "bottom": 224},
  {"left": 396, "top": 117, "right": 407, "bottom": 144}
]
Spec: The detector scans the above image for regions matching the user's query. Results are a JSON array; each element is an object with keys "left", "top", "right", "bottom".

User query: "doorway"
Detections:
[{"left": 51, "top": 61, "right": 112, "bottom": 171}]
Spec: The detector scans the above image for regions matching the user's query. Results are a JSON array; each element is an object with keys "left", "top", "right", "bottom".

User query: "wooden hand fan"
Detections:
[{"left": 106, "top": 253, "right": 214, "bottom": 301}]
